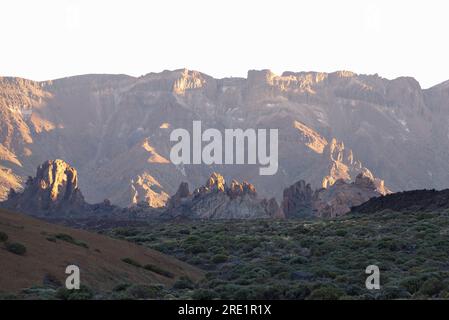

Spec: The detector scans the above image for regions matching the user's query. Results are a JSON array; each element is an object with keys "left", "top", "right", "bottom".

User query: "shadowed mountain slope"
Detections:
[{"left": 351, "top": 189, "right": 449, "bottom": 214}]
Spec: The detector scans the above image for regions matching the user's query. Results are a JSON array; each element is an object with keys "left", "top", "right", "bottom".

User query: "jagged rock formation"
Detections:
[
  {"left": 1, "top": 161, "right": 284, "bottom": 220},
  {"left": 129, "top": 173, "right": 169, "bottom": 208},
  {"left": 2, "top": 69, "right": 449, "bottom": 206},
  {"left": 1, "top": 160, "right": 88, "bottom": 215},
  {"left": 0, "top": 159, "right": 121, "bottom": 217},
  {"left": 321, "top": 138, "right": 362, "bottom": 188},
  {"left": 282, "top": 180, "right": 314, "bottom": 218},
  {"left": 312, "top": 170, "right": 390, "bottom": 218},
  {"left": 351, "top": 189, "right": 449, "bottom": 214},
  {"left": 165, "top": 173, "right": 284, "bottom": 220},
  {"left": 282, "top": 169, "right": 390, "bottom": 218}
]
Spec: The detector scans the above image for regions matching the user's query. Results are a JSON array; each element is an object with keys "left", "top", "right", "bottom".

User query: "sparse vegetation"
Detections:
[
  {"left": 56, "top": 285, "right": 94, "bottom": 300},
  {"left": 46, "top": 236, "right": 57, "bottom": 242},
  {"left": 54, "top": 233, "right": 88, "bottom": 248},
  {"left": 5, "top": 242, "right": 26, "bottom": 255},
  {"left": 121, "top": 258, "right": 175, "bottom": 279},
  {"left": 211, "top": 254, "right": 229, "bottom": 264},
  {"left": 103, "top": 209, "right": 449, "bottom": 300},
  {"left": 0, "top": 208, "right": 204, "bottom": 301},
  {"left": 125, "top": 284, "right": 164, "bottom": 299},
  {"left": 0, "top": 231, "right": 8, "bottom": 242},
  {"left": 143, "top": 264, "right": 175, "bottom": 278},
  {"left": 5, "top": 208, "right": 449, "bottom": 300},
  {"left": 172, "top": 276, "right": 195, "bottom": 290},
  {"left": 121, "top": 257, "right": 142, "bottom": 268},
  {"left": 0, "top": 292, "right": 18, "bottom": 300}
]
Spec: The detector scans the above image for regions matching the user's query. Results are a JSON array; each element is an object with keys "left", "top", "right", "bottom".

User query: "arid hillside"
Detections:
[{"left": 0, "top": 208, "right": 203, "bottom": 294}]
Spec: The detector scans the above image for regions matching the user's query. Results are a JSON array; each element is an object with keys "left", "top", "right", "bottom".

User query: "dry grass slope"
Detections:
[{"left": 0, "top": 209, "right": 203, "bottom": 294}]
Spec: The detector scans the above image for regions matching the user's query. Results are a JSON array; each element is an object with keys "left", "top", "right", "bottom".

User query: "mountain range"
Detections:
[{"left": 1, "top": 69, "right": 449, "bottom": 209}]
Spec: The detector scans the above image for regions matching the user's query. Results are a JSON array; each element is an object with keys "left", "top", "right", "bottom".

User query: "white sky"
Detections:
[{"left": 0, "top": 0, "right": 448, "bottom": 88}]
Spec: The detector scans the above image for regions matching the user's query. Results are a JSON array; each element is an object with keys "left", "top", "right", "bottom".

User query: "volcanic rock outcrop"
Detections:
[
  {"left": 351, "top": 188, "right": 449, "bottom": 214},
  {"left": 165, "top": 173, "right": 284, "bottom": 220},
  {"left": 1, "top": 160, "right": 115, "bottom": 217},
  {"left": 282, "top": 180, "right": 314, "bottom": 218},
  {"left": 282, "top": 169, "right": 390, "bottom": 218}
]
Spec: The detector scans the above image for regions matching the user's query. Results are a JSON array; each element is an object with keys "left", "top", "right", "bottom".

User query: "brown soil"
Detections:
[{"left": 0, "top": 209, "right": 203, "bottom": 293}]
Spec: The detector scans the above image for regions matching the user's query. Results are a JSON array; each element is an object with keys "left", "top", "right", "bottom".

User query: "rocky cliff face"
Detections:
[
  {"left": 282, "top": 180, "right": 314, "bottom": 218},
  {"left": 2, "top": 160, "right": 88, "bottom": 215},
  {"left": 0, "top": 166, "right": 22, "bottom": 200},
  {"left": 282, "top": 169, "right": 390, "bottom": 218},
  {"left": 165, "top": 173, "right": 284, "bottom": 220},
  {"left": 1, "top": 69, "right": 449, "bottom": 207}
]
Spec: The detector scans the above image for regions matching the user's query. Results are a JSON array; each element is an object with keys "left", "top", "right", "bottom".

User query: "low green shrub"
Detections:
[
  {"left": 0, "top": 293, "right": 17, "bottom": 300},
  {"left": 379, "top": 286, "right": 411, "bottom": 299},
  {"left": 284, "top": 285, "right": 311, "bottom": 300},
  {"left": 55, "top": 233, "right": 75, "bottom": 242},
  {"left": 0, "top": 231, "right": 8, "bottom": 242},
  {"left": 126, "top": 284, "right": 163, "bottom": 299},
  {"left": 113, "top": 283, "right": 132, "bottom": 292},
  {"left": 56, "top": 285, "right": 93, "bottom": 300},
  {"left": 289, "top": 256, "right": 309, "bottom": 265},
  {"left": 400, "top": 276, "right": 424, "bottom": 294},
  {"left": 5, "top": 242, "right": 27, "bottom": 255},
  {"left": 121, "top": 258, "right": 142, "bottom": 268},
  {"left": 308, "top": 286, "right": 344, "bottom": 300},
  {"left": 191, "top": 289, "right": 217, "bottom": 300},
  {"left": 114, "top": 228, "right": 140, "bottom": 237},
  {"left": 419, "top": 278, "right": 444, "bottom": 297},
  {"left": 54, "top": 233, "right": 88, "bottom": 248},
  {"left": 21, "top": 286, "right": 57, "bottom": 300},
  {"left": 143, "top": 264, "right": 174, "bottom": 278},
  {"left": 211, "top": 254, "right": 229, "bottom": 264},
  {"left": 185, "top": 244, "right": 207, "bottom": 254},
  {"left": 173, "top": 276, "right": 195, "bottom": 290}
]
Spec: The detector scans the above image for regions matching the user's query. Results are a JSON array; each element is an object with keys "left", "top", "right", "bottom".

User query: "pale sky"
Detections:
[{"left": 0, "top": 0, "right": 448, "bottom": 88}]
